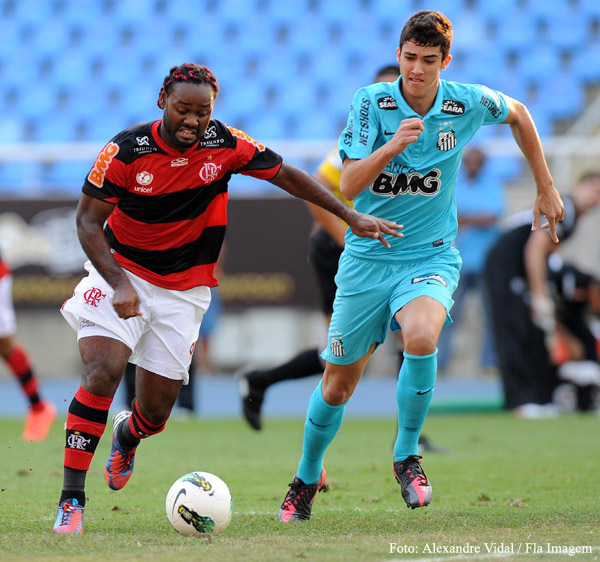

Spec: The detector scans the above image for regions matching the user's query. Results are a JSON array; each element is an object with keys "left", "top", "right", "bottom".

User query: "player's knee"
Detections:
[
  {"left": 81, "top": 363, "right": 123, "bottom": 396},
  {"left": 321, "top": 385, "right": 350, "bottom": 405},
  {"left": 136, "top": 400, "right": 171, "bottom": 426},
  {"left": 321, "top": 374, "right": 354, "bottom": 405},
  {"left": 402, "top": 330, "right": 437, "bottom": 356}
]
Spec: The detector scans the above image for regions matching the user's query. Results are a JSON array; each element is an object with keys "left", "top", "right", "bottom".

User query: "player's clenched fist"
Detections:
[{"left": 388, "top": 118, "right": 424, "bottom": 153}]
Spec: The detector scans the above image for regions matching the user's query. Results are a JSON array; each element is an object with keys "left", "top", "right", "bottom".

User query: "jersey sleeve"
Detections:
[
  {"left": 337, "top": 87, "right": 381, "bottom": 162},
  {"left": 469, "top": 84, "right": 510, "bottom": 126},
  {"left": 227, "top": 126, "right": 283, "bottom": 180},
  {"left": 82, "top": 134, "right": 129, "bottom": 204}
]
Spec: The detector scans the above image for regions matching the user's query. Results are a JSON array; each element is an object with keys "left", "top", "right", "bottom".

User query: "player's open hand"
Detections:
[
  {"left": 532, "top": 186, "right": 564, "bottom": 243},
  {"left": 348, "top": 212, "right": 403, "bottom": 248}
]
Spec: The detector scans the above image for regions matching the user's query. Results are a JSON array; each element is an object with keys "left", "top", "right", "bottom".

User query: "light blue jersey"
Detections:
[{"left": 338, "top": 77, "right": 510, "bottom": 262}]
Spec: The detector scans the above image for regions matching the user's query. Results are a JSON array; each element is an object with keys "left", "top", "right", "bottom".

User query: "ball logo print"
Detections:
[
  {"left": 184, "top": 472, "right": 213, "bottom": 492},
  {"left": 166, "top": 471, "right": 232, "bottom": 536}
]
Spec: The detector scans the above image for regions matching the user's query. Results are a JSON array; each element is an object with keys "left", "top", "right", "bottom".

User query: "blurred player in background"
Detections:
[
  {"left": 52, "top": 62, "right": 401, "bottom": 534},
  {"left": 237, "top": 64, "right": 401, "bottom": 431},
  {"left": 195, "top": 286, "right": 223, "bottom": 373},
  {"left": 548, "top": 257, "right": 600, "bottom": 413},
  {"left": 484, "top": 172, "right": 600, "bottom": 417},
  {"left": 278, "top": 10, "right": 564, "bottom": 523},
  {"left": 436, "top": 146, "right": 506, "bottom": 372},
  {"left": 0, "top": 253, "right": 56, "bottom": 441}
]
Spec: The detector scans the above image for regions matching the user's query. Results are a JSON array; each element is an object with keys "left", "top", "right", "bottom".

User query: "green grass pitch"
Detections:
[{"left": 0, "top": 412, "right": 598, "bottom": 561}]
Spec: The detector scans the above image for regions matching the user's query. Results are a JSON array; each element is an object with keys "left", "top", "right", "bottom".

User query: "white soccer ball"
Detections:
[{"left": 165, "top": 471, "right": 233, "bottom": 536}]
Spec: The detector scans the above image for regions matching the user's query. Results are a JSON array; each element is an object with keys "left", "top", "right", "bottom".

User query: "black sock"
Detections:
[
  {"left": 117, "top": 415, "right": 141, "bottom": 450},
  {"left": 60, "top": 468, "right": 87, "bottom": 506},
  {"left": 124, "top": 362, "right": 136, "bottom": 408},
  {"left": 248, "top": 348, "right": 324, "bottom": 390},
  {"left": 177, "top": 360, "right": 196, "bottom": 411}
]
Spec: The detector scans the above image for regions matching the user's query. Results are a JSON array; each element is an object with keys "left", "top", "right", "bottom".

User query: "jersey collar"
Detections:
[
  {"left": 151, "top": 120, "right": 201, "bottom": 156},
  {"left": 396, "top": 77, "right": 445, "bottom": 119}
]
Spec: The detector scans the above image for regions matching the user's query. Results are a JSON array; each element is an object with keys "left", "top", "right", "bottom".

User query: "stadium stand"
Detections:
[{"left": 0, "top": 0, "right": 599, "bottom": 195}]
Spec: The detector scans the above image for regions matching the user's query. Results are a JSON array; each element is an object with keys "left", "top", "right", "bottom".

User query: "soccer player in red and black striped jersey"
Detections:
[
  {"left": 53, "top": 62, "right": 402, "bottom": 534},
  {"left": 0, "top": 254, "right": 56, "bottom": 441}
]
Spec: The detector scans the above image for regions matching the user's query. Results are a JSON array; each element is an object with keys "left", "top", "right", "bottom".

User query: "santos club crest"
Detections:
[{"left": 437, "top": 130, "right": 457, "bottom": 151}]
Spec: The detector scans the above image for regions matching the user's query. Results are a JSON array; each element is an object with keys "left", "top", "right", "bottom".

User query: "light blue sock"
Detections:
[
  {"left": 297, "top": 380, "right": 346, "bottom": 484},
  {"left": 394, "top": 350, "right": 437, "bottom": 461}
]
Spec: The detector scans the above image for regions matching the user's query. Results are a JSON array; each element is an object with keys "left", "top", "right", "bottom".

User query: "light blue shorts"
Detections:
[{"left": 321, "top": 246, "right": 461, "bottom": 365}]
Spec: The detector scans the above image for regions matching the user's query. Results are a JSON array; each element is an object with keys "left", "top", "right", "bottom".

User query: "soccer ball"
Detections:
[{"left": 165, "top": 471, "right": 233, "bottom": 536}]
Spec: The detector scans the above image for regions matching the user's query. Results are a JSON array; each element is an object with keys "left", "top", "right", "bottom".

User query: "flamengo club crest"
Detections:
[
  {"left": 83, "top": 287, "right": 106, "bottom": 307},
  {"left": 199, "top": 162, "right": 222, "bottom": 184},
  {"left": 67, "top": 431, "right": 91, "bottom": 450},
  {"left": 437, "top": 130, "right": 457, "bottom": 151}
]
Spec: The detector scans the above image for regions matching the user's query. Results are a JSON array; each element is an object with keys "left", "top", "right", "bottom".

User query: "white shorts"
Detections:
[
  {"left": 61, "top": 261, "right": 211, "bottom": 383},
  {"left": 0, "top": 274, "right": 16, "bottom": 338}
]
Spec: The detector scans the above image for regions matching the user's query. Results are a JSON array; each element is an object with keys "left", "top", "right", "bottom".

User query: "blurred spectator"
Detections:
[
  {"left": 484, "top": 172, "right": 600, "bottom": 417},
  {"left": 0, "top": 254, "right": 56, "bottom": 440},
  {"left": 437, "top": 147, "right": 506, "bottom": 373}
]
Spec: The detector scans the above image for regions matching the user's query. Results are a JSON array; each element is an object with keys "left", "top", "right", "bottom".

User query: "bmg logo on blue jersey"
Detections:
[{"left": 370, "top": 169, "right": 441, "bottom": 197}]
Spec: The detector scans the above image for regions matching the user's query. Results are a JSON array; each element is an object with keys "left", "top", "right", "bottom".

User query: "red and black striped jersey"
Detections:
[
  {"left": 82, "top": 119, "right": 283, "bottom": 290},
  {"left": 0, "top": 258, "right": 10, "bottom": 280}
]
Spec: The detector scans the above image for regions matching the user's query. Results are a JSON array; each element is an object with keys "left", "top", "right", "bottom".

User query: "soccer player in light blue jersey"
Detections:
[{"left": 279, "top": 10, "right": 565, "bottom": 521}]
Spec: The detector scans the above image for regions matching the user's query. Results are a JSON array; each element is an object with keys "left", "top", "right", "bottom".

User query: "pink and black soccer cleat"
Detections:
[
  {"left": 393, "top": 455, "right": 432, "bottom": 509},
  {"left": 278, "top": 467, "right": 327, "bottom": 522}
]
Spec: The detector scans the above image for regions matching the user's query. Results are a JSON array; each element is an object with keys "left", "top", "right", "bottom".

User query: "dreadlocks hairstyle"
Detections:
[
  {"left": 400, "top": 10, "right": 453, "bottom": 61},
  {"left": 157, "top": 63, "right": 219, "bottom": 108}
]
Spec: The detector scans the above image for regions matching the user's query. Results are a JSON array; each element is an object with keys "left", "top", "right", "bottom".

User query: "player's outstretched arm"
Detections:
[
  {"left": 303, "top": 170, "right": 348, "bottom": 247},
  {"left": 503, "top": 96, "right": 564, "bottom": 242},
  {"left": 347, "top": 213, "right": 404, "bottom": 248},
  {"left": 270, "top": 162, "right": 402, "bottom": 247}
]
